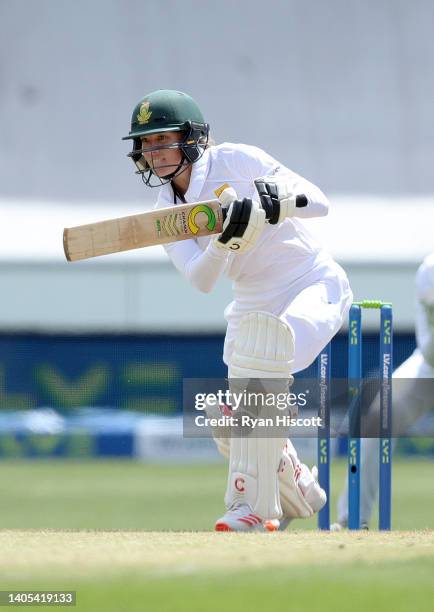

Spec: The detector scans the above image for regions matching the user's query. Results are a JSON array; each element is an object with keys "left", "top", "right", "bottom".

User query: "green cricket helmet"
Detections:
[{"left": 123, "top": 90, "right": 209, "bottom": 186}]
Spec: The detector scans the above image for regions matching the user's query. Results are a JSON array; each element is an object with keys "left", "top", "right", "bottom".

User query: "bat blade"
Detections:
[{"left": 63, "top": 199, "right": 224, "bottom": 262}]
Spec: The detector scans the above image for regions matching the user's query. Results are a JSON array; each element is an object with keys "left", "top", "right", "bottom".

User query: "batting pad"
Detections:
[
  {"left": 227, "top": 435, "right": 286, "bottom": 519},
  {"left": 224, "top": 311, "right": 296, "bottom": 519},
  {"left": 229, "top": 311, "right": 295, "bottom": 379}
]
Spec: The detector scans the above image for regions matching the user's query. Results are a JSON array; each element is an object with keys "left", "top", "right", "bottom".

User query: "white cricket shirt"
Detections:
[{"left": 155, "top": 143, "right": 351, "bottom": 364}]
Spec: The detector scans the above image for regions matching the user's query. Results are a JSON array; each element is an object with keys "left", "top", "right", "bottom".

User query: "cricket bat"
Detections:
[
  {"left": 63, "top": 199, "right": 225, "bottom": 262},
  {"left": 63, "top": 186, "right": 308, "bottom": 262}
]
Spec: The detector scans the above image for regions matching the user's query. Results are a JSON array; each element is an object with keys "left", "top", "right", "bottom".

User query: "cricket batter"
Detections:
[
  {"left": 124, "top": 90, "right": 353, "bottom": 531},
  {"left": 334, "top": 252, "right": 434, "bottom": 529}
]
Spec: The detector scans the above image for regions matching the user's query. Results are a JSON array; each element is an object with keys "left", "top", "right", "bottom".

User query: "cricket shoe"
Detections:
[
  {"left": 330, "top": 520, "right": 369, "bottom": 531},
  {"left": 303, "top": 465, "right": 327, "bottom": 512},
  {"left": 278, "top": 516, "right": 292, "bottom": 531},
  {"left": 330, "top": 522, "right": 344, "bottom": 532},
  {"left": 278, "top": 465, "right": 326, "bottom": 530},
  {"left": 215, "top": 504, "right": 280, "bottom": 532}
]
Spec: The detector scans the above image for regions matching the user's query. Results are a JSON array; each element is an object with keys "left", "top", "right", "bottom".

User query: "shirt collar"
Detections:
[{"left": 184, "top": 148, "right": 210, "bottom": 202}]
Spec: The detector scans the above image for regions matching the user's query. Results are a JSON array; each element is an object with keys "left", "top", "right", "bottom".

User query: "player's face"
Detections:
[{"left": 140, "top": 131, "right": 183, "bottom": 177}]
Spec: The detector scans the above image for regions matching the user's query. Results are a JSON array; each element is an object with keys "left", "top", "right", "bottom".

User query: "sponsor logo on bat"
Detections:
[
  {"left": 187, "top": 205, "right": 217, "bottom": 234},
  {"left": 161, "top": 213, "right": 182, "bottom": 237}
]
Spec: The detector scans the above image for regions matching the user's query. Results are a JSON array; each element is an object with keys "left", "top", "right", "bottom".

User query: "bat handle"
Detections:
[
  {"left": 295, "top": 194, "right": 308, "bottom": 209},
  {"left": 221, "top": 194, "right": 307, "bottom": 222}
]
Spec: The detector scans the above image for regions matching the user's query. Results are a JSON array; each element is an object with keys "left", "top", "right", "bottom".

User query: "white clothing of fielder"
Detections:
[
  {"left": 156, "top": 142, "right": 353, "bottom": 524},
  {"left": 337, "top": 253, "right": 434, "bottom": 527}
]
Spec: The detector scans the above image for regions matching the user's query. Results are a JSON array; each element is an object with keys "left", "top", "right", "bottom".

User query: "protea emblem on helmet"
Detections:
[{"left": 137, "top": 101, "right": 152, "bottom": 125}]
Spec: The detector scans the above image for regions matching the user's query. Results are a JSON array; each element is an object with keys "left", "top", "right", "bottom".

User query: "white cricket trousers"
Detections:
[{"left": 224, "top": 262, "right": 353, "bottom": 373}]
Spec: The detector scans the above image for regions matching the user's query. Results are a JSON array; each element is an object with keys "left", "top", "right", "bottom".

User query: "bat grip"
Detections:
[
  {"left": 294, "top": 194, "right": 308, "bottom": 209},
  {"left": 221, "top": 194, "right": 307, "bottom": 222}
]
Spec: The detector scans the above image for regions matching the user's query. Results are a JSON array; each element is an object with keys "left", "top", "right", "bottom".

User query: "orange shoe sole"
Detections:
[
  {"left": 215, "top": 522, "right": 233, "bottom": 532},
  {"left": 215, "top": 520, "right": 280, "bottom": 532},
  {"left": 264, "top": 519, "right": 280, "bottom": 532}
]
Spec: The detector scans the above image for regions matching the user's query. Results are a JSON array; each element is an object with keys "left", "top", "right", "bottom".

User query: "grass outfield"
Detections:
[
  {"left": 0, "top": 458, "right": 432, "bottom": 530},
  {"left": 0, "top": 459, "right": 433, "bottom": 611}
]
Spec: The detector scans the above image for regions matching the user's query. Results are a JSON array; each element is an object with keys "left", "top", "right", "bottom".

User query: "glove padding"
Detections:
[
  {"left": 216, "top": 197, "right": 266, "bottom": 253},
  {"left": 255, "top": 176, "right": 300, "bottom": 225}
]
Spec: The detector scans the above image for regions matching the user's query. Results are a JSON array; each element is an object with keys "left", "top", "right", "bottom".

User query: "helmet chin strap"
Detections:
[
  {"left": 142, "top": 151, "right": 191, "bottom": 188},
  {"left": 160, "top": 157, "right": 189, "bottom": 180}
]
